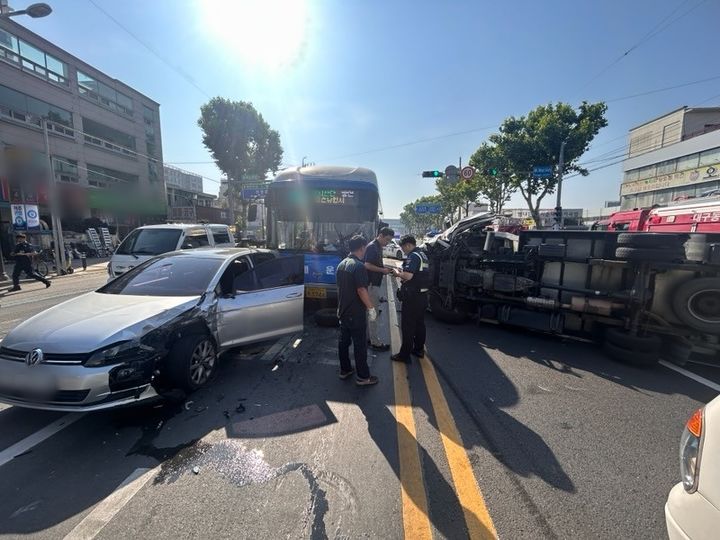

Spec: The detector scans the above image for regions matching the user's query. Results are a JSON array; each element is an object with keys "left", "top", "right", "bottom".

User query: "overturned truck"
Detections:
[{"left": 423, "top": 213, "right": 720, "bottom": 367}]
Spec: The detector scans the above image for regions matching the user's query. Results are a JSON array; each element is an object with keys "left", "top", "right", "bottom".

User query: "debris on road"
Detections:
[{"left": 192, "top": 466, "right": 200, "bottom": 475}]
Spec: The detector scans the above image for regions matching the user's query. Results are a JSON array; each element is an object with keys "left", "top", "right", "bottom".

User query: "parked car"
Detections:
[
  {"left": 383, "top": 239, "right": 405, "bottom": 260},
  {"left": 108, "top": 223, "right": 235, "bottom": 279},
  {"left": 0, "top": 248, "right": 303, "bottom": 412},
  {"left": 666, "top": 397, "right": 720, "bottom": 539}
]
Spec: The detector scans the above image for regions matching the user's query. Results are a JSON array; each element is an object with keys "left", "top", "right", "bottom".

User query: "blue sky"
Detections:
[{"left": 17, "top": 0, "right": 719, "bottom": 217}]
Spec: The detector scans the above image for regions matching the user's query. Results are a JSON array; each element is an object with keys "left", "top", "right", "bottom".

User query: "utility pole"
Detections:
[
  {"left": 43, "top": 119, "right": 66, "bottom": 274},
  {"left": 553, "top": 140, "right": 567, "bottom": 231}
]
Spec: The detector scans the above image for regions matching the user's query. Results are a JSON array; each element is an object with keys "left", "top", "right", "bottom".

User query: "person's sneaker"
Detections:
[
  {"left": 356, "top": 375, "right": 379, "bottom": 386},
  {"left": 391, "top": 353, "right": 411, "bottom": 364},
  {"left": 8, "top": 286, "right": 20, "bottom": 292},
  {"left": 411, "top": 349, "right": 425, "bottom": 358},
  {"left": 370, "top": 343, "right": 390, "bottom": 351},
  {"left": 338, "top": 369, "right": 355, "bottom": 380},
  {"left": 45, "top": 281, "right": 51, "bottom": 288}
]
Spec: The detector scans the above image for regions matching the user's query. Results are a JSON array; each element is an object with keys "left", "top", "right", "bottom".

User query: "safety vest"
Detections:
[{"left": 404, "top": 248, "right": 431, "bottom": 292}]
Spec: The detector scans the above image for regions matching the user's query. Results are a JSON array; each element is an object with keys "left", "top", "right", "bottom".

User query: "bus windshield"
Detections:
[{"left": 272, "top": 219, "right": 376, "bottom": 253}]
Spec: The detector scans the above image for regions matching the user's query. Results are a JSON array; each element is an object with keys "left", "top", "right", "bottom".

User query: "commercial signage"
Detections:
[
  {"left": 620, "top": 163, "right": 720, "bottom": 196},
  {"left": 25, "top": 205, "right": 40, "bottom": 229},
  {"left": 313, "top": 188, "right": 357, "bottom": 205},
  {"left": 11, "top": 204, "right": 26, "bottom": 230}
]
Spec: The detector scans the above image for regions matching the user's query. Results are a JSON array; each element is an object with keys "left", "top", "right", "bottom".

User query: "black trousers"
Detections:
[
  {"left": 12, "top": 263, "right": 48, "bottom": 287},
  {"left": 338, "top": 313, "right": 370, "bottom": 379},
  {"left": 399, "top": 291, "right": 427, "bottom": 360}
]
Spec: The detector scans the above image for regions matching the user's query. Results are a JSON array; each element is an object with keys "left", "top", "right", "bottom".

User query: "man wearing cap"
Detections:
[{"left": 10, "top": 234, "right": 51, "bottom": 291}]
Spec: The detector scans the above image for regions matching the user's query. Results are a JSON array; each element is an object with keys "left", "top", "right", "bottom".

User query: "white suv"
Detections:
[{"left": 108, "top": 224, "right": 235, "bottom": 279}]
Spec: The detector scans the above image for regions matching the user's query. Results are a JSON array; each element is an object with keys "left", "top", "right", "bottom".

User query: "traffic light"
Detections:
[
  {"left": 486, "top": 168, "right": 499, "bottom": 176},
  {"left": 422, "top": 170, "right": 444, "bottom": 178}
]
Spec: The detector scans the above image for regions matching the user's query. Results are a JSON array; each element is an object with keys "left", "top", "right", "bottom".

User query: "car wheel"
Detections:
[
  {"left": 396, "top": 250, "right": 403, "bottom": 259},
  {"left": 314, "top": 307, "right": 339, "bottom": 327},
  {"left": 672, "top": 278, "right": 720, "bottom": 334},
  {"left": 167, "top": 334, "right": 217, "bottom": 392}
]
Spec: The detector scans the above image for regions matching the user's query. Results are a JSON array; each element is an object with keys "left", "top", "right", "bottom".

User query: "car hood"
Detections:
[{"left": 2, "top": 292, "right": 200, "bottom": 353}]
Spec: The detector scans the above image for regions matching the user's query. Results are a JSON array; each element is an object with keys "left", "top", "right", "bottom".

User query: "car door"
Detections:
[{"left": 216, "top": 253, "right": 304, "bottom": 347}]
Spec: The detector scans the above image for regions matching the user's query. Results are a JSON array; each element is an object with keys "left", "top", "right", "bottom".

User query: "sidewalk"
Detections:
[{"left": 0, "top": 258, "right": 109, "bottom": 285}]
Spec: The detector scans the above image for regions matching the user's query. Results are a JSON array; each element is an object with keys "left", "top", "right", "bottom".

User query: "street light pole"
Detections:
[
  {"left": 553, "top": 140, "right": 567, "bottom": 231},
  {"left": 43, "top": 118, "right": 66, "bottom": 274}
]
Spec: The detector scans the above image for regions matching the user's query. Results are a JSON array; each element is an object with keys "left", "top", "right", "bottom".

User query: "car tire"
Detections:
[
  {"left": 617, "top": 233, "right": 684, "bottom": 249},
  {"left": 615, "top": 247, "right": 685, "bottom": 262},
  {"left": 428, "top": 293, "right": 467, "bottom": 324},
  {"left": 396, "top": 250, "right": 403, "bottom": 260},
  {"left": 671, "top": 277, "right": 720, "bottom": 334},
  {"left": 166, "top": 334, "right": 217, "bottom": 392},
  {"left": 314, "top": 307, "right": 339, "bottom": 327},
  {"left": 605, "top": 328, "right": 661, "bottom": 351},
  {"left": 603, "top": 340, "right": 658, "bottom": 367}
]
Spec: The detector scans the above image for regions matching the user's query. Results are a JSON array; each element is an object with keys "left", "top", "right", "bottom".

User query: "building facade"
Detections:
[
  {"left": 620, "top": 107, "right": 720, "bottom": 209},
  {"left": 0, "top": 18, "right": 166, "bottom": 246},
  {"left": 502, "top": 208, "right": 584, "bottom": 228},
  {"left": 163, "top": 165, "right": 230, "bottom": 224}
]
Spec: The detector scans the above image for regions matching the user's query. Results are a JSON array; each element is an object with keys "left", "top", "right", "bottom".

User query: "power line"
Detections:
[
  {"left": 605, "top": 74, "right": 720, "bottom": 103},
  {"left": 86, "top": 0, "right": 211, "bottom": 99}
]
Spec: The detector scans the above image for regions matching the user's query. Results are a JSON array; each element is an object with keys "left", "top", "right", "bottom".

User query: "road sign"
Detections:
[
  {"left": 241, "top": 187, "right": 268, "bottom": 200},
  {"left": 461, "top": 166, "right": 475, "bottom": 180},
  {"left": 532, "top": 165, "right": 553, "bottom": 178},
  {"left": 415, "top": 203, "right": 442, "bottom": 214}
]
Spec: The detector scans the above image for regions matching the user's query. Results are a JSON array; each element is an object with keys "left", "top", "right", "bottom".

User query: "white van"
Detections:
[{"left": 108, "top": 223, "right": 235, "bottom": 279}]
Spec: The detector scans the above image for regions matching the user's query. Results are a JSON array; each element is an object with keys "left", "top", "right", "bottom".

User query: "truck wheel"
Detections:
[
  {"left": 603, "top": 340, "right": 659, "bottom": 367},
  {"left": 428, "top": 293, "right": 467, "bottom": 324},
  {"left": 615, "top": 247, "right": 685, "bottom": 262},
  {"left": 617, "top": 233, "right": 684, "bottom": 249},
  {"left": 605, "top": 328, "right": 661, "bottom": 351},
  {"left": 314, "top": 307, "right": 339, "bottom": 327},
  {"left": 671, "top": 278, "right": 720, "bottom": 334},
  {"left": 166, "top": 334, "right": 217, "bottom": 392}
]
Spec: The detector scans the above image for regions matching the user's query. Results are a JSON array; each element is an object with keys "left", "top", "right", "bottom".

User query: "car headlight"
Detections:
[
  {"left": 680, "top": 407, "right": 704, "bottom": 492},
  {"left": 86, "top": 341, "right": 143, "bottom": 367}
]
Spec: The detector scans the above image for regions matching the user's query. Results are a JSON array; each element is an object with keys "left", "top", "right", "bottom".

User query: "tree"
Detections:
[
  {"left": 469, "top": 145, "right": 515, "bottom": 214},
  {"left": 198, "top": 98, "right": 283, "bottom": 232},
  {"left": 400, "top": 195, "right": 445, "bottom": 236},
  {"left": 473, "top": 102, "right": 607, "bottom": 227}
]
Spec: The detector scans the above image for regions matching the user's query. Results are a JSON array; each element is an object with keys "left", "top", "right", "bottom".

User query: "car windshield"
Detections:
[
  {"left": 116, "top": 229, "right": 182, "bottom": 256},
  {"left": 99, "top": 255, "right": 223, "bottom": 296}
]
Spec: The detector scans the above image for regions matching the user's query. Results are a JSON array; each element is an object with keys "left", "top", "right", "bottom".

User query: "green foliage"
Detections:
[
  {"left": 469, "top": 144, "right": 515, "bottom": 214},
  {"left": 472, "top": 101, "right": 608, "bottom": 226},
  {"left": 400, "top": 195, "right": 446, "bottom": 236}
]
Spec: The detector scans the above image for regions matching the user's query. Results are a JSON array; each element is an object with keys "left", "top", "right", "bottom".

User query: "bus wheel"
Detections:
[
  {"left": 672, "top": 278, "right": 720, "bottom": 334},
  {"left": 314, "top": 308, "right": 339, "bottom": 327}
]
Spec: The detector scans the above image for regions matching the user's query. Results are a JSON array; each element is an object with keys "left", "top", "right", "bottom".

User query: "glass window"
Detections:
[
  {"left": 87, "top": 164, "right": 138, "bottom": 186},
  {"left": 181, "top": 233, "right": 210, "bottom": 249},
  {"left": 677, "top": 153, "right": 699, "bottom": 171},
  {"left": 637, "top": 164, "right": 656, "bottom": 179},
  {"left": 0, "top": 29, "right": 19, "bottom": 53},
  {"left": 673, "top": 185, "right": 697, "bottom": 200},
  {"left": 18, "top": 40, "right": 45, "bottom": 67},
  {"left": 0, "top": 84, "right": 27, "bottom": 111},
  {"left": 624, "top": 169, "right": 639, "bottom": 182},
  {"left": 115, "top": 228, "right": 182, "bottom": 256},
  {"left": 653, "top": 190, "right": 672, "bottom": 205},
  {"left": 116, "top": 92, "right": 133, "bottom": 112},
  {"left": 82, "top": 117, "right": 136, "bottom": 150},
  {"left": 77, "top": 70, "right": 99, "bottom": 93},
  {"left": 252, "top": 255, "right": 304, "bottom": 289},
  {"left": 699, "top": 147, "right": 720, "bottom": 166},
  {"left": 44, "top": 54, "right": 66, "bottom": 77},
  {"left": 656, "top": 159, "right": 676, "bottom": 176},
  {"left": 143, "top": 104, "right": 154, "bottom": 121},
  {"left": 53, "top": 157, "right": 78, "bottom": 175},
  {"left": 211, "top": 228, "right": 232, "bottom": 245},
  {"left": 100, "top": 255, "right": 222, "bottom": 297}
]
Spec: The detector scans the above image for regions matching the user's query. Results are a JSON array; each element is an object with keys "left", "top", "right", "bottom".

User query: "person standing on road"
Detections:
[
  {"left": 363, "top": 226, "right": 395, "bottom": 351},
  {"left": 391, "top": 235, "right": 430, "bottom": 364},
  {"left": 10, "top": 233, "right": 51, "bottom": 292},
  {"left": 336, "top": 235, "right": 379, "bottom": 386}
]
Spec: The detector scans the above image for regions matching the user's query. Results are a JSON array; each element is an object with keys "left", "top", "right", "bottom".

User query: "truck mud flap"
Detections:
[{"left": 497, "top": 305, "right": 564, "bottom": 333}]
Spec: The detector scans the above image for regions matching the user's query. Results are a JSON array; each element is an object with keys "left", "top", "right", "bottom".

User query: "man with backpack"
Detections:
[{"left": 391, "top": 235, "right": 430, "bottom": 364}]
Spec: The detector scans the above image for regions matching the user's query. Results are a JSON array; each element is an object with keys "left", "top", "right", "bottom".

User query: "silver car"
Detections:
[{"left": 0, "top": 248, "right": 304, "bottom": 411}]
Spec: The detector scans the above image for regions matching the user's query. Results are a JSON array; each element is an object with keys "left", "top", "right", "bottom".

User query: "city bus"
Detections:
[{"left": 266, "top": 165, "right": 382, "bottom": 301}]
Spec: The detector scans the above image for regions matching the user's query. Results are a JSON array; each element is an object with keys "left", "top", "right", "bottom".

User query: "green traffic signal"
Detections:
[
  {"left": 422, "top": 170, "right": 444, "bottom": 178},
  {"left": 488, "top": 168, "right": 498, "bottom": 176}
]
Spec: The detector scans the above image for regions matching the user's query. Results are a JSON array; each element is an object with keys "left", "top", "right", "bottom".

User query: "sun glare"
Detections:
[{"left": 199, "top": 0, "right": 309, "bottom": 70}]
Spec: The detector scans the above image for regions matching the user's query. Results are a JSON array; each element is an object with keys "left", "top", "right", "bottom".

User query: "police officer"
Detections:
[
  {"left": 10, "top": 233, "right": 51, "bottom": 291},
  {"left": 391, "top": 235, "right": 430, "bottom": 364}
]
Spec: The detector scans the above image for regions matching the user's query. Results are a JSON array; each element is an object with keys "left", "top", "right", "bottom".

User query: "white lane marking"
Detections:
[
  {"left": 64, "top": 467, "right": 156, "bottom": 540},
  {"left": 0, "top": 413, "right": 85, "bottom": 468},
  {"left": 386, "top": 275, "right": 401, "bottom": 353},
  {"left": 659, "top": 360, "right": 720, "bottom": 393}
]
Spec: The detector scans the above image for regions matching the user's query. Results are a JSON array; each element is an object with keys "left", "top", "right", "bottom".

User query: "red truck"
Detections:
[{"left": 593, "top": 195, "right": 720, "bottom": 233}]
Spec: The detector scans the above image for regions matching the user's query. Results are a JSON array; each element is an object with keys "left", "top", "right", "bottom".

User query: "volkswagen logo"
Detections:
[{"left": 25, "top": 348, "right": 44, "bottom": 366}]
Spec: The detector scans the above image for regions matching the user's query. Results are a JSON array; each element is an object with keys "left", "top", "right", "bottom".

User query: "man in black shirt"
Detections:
[
  {"left": 10, "top": 233, "right": 51, "bottom": 291},
  {"left": 336, "top": 235, "right": 379, "bottom": 386},
  {"left": 363, "top": 226, "right": 394, "bottom": 351}
]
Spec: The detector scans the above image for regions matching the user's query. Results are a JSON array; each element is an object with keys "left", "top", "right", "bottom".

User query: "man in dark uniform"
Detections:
[
  {"left": 391, "top": 235, "right": 430, "bottom": 364},
  {"left": 10, "top": 234, "right": 51, "bottom": 291},
  {"left": 363, "top": 226, "right": 395, "bottom": 351},
  {"left": 335, "top": 235, "right": 379, "bottom": 386}
]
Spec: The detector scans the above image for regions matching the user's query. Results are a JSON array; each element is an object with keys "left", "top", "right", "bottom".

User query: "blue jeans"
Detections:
[{"left": 338, "top": 313, "right": 370, "bottom": 379}]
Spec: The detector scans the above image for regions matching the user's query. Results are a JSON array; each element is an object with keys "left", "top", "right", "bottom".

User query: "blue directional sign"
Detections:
[
  {"left": 532, "top": 165, "right": 553, "bottom": 178},
  {"left": 241, "top": 187, "right": 268, "bottom": 200},
  {"left": 415, "top": 203, "right": 442, "bottom": 214}
]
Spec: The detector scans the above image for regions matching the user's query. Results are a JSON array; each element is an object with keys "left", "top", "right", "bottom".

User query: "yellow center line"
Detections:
[
  {"left": 420, "top": 354, "right": 498, "bottom": 540},
  {"left": 387, "top": 275, "right": 432, "bottom": 540}
]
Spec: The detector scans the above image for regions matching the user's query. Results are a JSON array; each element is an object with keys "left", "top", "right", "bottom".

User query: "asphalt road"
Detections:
[{"left": 0, "top": 267, "right": 717, "bottom": 538}]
